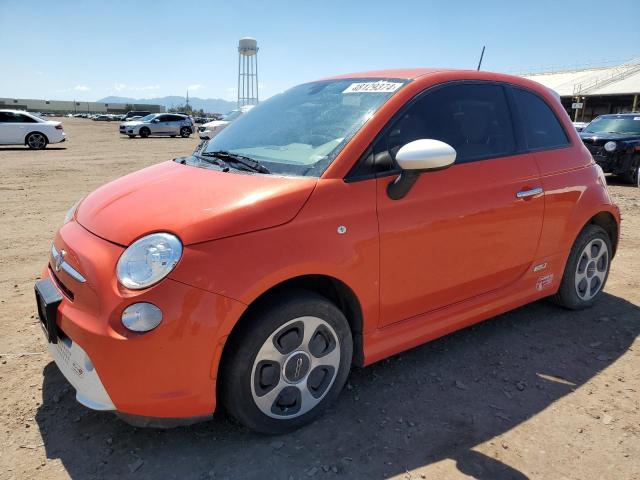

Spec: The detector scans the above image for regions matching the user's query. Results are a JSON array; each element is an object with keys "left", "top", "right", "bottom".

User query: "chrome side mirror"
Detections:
[{"left": 387, "top": 139, "right": 457, "bottom": 200}]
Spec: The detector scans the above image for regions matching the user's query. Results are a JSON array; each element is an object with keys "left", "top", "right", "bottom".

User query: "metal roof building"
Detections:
[
  {"left": 521, "top": 59, "right": 640, "bottom": 122},
  {"left": 0, "top": 98, "right": 164, "bottom": 115}
]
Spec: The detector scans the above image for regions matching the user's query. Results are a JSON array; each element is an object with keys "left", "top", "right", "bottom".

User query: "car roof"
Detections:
[
  {"left": 596, "top": 113, "right": 640, "bottom": 118},
  {"left": 320, "top": 68, "right": 567, "bottom": 108},
  {"left": 323, "top": 68, "right": 445, "bottom": 80}
]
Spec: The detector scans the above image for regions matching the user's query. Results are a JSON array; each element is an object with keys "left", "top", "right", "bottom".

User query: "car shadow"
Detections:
[
  {"left": 0, "top": 147, "right": 67, "bottom": 151},
  {"left": 605, "top": 175, "right": 637, "bottom": 188},
  {"left": 35, "top": 293, "right": 639, "bottom": 479}
]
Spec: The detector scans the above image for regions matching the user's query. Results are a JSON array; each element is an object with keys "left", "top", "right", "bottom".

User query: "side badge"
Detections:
[
  {"left": 533, "top": 262, "right": 547, "bottom": 272},
  {"left": 536, "top": 274, "right": 554, "bottom": 291},
  {"left": 337, "top": 225, "right": 347, "bottom": 235}
]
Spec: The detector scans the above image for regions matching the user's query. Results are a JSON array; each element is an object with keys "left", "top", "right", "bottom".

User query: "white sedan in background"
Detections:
[
  {"left": 0, "top": 109, "right": 66, "bottom": 149},
  {"left": 198, "top": 105, "right": 254, "bottom": 140}
]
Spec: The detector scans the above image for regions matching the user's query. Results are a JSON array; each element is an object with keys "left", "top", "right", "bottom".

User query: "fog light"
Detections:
[
  {"left": 121, "top": 303, "right": 162, "bottom": 332},
  {"left": 604, "top": 141, "right": 617, "bottom": 152}
]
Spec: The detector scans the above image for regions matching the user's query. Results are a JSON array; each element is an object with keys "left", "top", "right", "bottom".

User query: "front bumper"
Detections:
[
  {"left": 586, "top": 144, "right": 636, "bottom": 175},
  {"left": 48, "top": 328, "right": 116, "bottom": 410},
  {"left": 39, "top": 221, "right": 247, "bottom": 418}
]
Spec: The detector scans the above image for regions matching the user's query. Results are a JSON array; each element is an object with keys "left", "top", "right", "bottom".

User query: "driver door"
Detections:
[
  {"left": 376, "top": 82, "right": 544, "bottom": 327},
  {"left": 150, "top": 115, "right": 169, "bottom": 134}
]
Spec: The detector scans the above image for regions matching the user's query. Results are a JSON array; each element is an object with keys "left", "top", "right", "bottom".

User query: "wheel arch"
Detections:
[
  {"left": 24, "top": 130, "right": 49, "bottom": 145},
  {"left": 217, "top": 274, "right": 365, "bottom": 384},
  {"left": 586, "top": 211, "right": 619, "bottom": 257}
]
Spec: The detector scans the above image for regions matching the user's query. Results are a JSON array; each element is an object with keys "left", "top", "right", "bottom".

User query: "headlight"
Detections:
[
  {"left": 604, "top": 141, "right": 617, "bottom": 152},
  {"left": 64, "top": 197, "right": 84, "bottom": 224},
  {"left": 116, "top": 233, "right": 182, "bottom": 289}
]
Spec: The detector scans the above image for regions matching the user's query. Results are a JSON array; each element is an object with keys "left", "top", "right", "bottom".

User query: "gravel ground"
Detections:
[{"left": 0, "top": 118, "right": 638, "bottom": 480}]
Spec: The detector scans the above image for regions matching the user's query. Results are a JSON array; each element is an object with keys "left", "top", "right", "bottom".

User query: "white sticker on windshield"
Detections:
[
  {"left": 634, "top": 117, "right": 640, "bottom": 121},
  {"left": 343, "top": 81, "right": 403, "bottom": 94}
]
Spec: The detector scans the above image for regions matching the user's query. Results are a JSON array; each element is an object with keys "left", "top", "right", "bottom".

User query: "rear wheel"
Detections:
[
  {"left": 139, "top": 127, "right": 150, "bottom": 138},
  {"left": 26, "top": 132, "right": 48, "bottom": 149},
  {"left": 221, "top": 290, "right": 352, "bottom": 434},
  {"left": 180, "top": 127, "right": 191, "bottom": 138},
  {"left": 553, "top": 225, "right": 611, "bottom": 310}
]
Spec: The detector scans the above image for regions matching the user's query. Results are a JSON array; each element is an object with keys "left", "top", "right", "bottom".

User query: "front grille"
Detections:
[
  {"left": 198, "top": 126, "right": 205, "bottom": 132},
  {"left": 586, "top": 144, "right": 605, "bottom": 156},
  {"left": 49, "top": 267, "right": 74, "bottom": 300}
]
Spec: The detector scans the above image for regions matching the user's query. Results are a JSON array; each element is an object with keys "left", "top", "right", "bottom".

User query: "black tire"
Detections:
[
  {"left": 220, "top": 290, "right": 353, "bottom": 434},
  {"left": 170, "top": 135, "right": 176, "bottom": 138},
  {"left": 139, "top": 127, "right": 150, "bottom": 138},
  {"left": 619, "top": 155, "right": 639, "bottom": 185},
  {"left": 128, "top": 134, "right": 136, "bottom": 139},
  {"left": 553, "top": 224, "right": 612, "bottom": 310},
  {"left": 180, "top": 127, "right": 191, "bottom": 138},
  {"left": 26, "top": 132, "right": 48, "bottom": 150}
]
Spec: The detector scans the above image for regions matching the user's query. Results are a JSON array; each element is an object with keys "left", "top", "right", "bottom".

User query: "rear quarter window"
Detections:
[{"left": 513, "top": 87, "right": 569, "bottom": 150}]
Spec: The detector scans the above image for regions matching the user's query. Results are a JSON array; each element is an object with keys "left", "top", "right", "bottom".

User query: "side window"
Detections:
[
  {"left": 380, "top": 83, "right": 517, "bottom": 165},
  {"left": 17, "top": 114, "right": 37, "bottom": 123},
  {"left": 0, "top": 112, "right": 12, "bottom": 122},
  {"left": 512, "top": 88, "right": 569, "bottom": 150}
]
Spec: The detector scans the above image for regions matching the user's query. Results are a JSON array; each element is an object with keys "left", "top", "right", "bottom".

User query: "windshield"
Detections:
[
  {"left": 138, "top": 114, "right": 156, "bottom": 122},
  {"left": 203, "top": 78, "right": 408, "bottom": 176},
  {"left": 222, "top": 110, "right": 242, "bottom": 121},
  {"left": 583, "top": 116, "right": 640, "bottom": 135}
]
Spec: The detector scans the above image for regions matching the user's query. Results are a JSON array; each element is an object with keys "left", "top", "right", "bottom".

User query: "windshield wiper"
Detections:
[
  {"left": 195, "top": 152, "right": 230, "bottom": 171},
  {"left": 206, "top": 150, "right": 271, "bottom": 174}
]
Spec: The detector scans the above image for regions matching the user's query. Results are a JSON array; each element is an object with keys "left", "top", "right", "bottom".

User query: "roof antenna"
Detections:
[{"left": 477, "top": 46, "right": 486, "bottom": 71}]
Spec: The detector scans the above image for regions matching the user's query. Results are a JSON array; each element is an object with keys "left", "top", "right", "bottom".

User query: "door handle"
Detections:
[{"left": 516, "top": 187, "right": 543, "bottom": 199}]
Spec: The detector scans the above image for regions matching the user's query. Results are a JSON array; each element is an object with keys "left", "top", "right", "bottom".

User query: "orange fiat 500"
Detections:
[{"left": 36, "top": 69, "right": 620, "bottom": 434}]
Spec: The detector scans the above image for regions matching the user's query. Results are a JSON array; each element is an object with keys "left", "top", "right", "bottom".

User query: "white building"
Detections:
[
  {"left": 0, "top": 98, "right": 164, "bottom": 115},
  {"left": 522, "top": 59, "right": 640, "bottom": 121}
]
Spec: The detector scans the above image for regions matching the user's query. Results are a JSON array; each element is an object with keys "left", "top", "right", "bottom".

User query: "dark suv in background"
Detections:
[{"left": 580, "top": 113, "right": 640, "bottom": 184}]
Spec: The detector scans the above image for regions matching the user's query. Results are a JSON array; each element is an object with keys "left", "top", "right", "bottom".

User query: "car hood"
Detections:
[
  {"left": 580, "top": 132, "right": 640, "bottom": 142},
  {"left": 202, "top": 120, "right": 230, "bottom": 128},
  {"left": 76, "top": 160, "right": 317, "bottom": 246}
]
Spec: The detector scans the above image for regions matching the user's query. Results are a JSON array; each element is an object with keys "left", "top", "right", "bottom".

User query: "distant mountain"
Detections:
[{"left": 97, "top": 96, "right": 236, "bottom": 113}]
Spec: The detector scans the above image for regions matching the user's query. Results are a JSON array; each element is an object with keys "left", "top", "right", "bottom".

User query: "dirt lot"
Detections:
[{"left": 0, "top": 118, "right": 638, "bottom": 480}]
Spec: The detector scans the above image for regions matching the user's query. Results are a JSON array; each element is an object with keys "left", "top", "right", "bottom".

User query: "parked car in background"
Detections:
[
  {"left": 0, "top": 109, "right": 66, "bottom": 149},
  {"left": 572, "top": 121, "right": 588, "bottom": 132},
  {"left": 38, "top": 69, "right": 620, "bottom": 434},
  {"left": 198, "top": 105, "right": 254, "bottom": 140},
  {"left": 122, "top": 110, "right": 152, "bottom": 122},
  {"left": 579, "top": 113, "right": 640, "bottom": 184},
  {"left": 93, "top": 115, "right": 113, "bottom": 121},
  {"left": 119, "top": 113, "right": 193, "bottom": 138}
]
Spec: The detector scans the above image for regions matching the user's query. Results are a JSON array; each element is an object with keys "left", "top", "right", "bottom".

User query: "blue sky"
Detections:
[{"left": 1, "top": 0, "right": 638, "bottom": 102}]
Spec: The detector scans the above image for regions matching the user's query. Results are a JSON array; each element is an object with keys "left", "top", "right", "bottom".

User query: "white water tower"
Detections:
[{"left": 238, "top": 37, "right": 259, "bottom": 108}]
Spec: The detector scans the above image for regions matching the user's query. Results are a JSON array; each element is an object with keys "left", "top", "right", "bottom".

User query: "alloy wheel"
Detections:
[
  {"left": 251, "top": 316, "right": 340, "bottom": 419},
  {"left": 574, "top": 238, "right": 609, "bottom": 301},
  {"left": 28, "top": 133, "right": 46, "bottom": 149}
]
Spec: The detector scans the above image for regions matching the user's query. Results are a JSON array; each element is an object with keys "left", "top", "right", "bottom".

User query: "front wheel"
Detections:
[
  {"left": 220, "top": 291, "right": 352, "bottom": 434},
  {"left": 619, "top": 155, "right": 639, "bottom": 185},
  {"left": 180, "top": 127, "right": 191, "bottom": 138},
  {"left": 553, "top": 225, "right": 612, "bottom": 310},
  {"left": 139, "top": 127, "right": 150, "bottom": 138}
]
